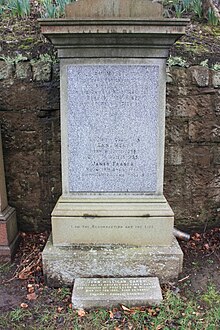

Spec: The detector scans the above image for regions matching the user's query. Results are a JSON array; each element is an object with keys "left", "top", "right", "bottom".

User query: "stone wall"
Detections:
[
  {"left": 165, "top": 66, "right": 220, "bottom": 231},
  {"left": 0, "top": 60, "right": 219, "bottom": 231}
]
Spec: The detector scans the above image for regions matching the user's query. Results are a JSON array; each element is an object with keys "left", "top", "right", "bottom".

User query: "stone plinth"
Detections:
[
  {"left": 52, "top": 196, "right": 174, "bottom": 246},
  {"left": 40, "top": 0, "right": 189, "bottom": 286},
  {"left": 72, "top": 277, "right": 163, "bottom": 309},
  {"left": 43, "top": 235, "right": 183, "bottom": 287},
  {"left": 0, "top": 128, "right": 19, "bottom": 261}
]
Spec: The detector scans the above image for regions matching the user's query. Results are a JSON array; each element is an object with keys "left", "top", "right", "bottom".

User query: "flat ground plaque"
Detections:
[{"left": 72, "top": 277, "right": 163, "bottom": 309}]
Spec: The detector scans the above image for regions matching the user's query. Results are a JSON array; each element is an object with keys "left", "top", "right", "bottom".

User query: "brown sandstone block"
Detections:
[
  {"left": 189, "top": 119, "right": 220, "bottom": 142},
  {"left": 189, "top": 66, "right": 210, "bottom": 87},
  {"left": 0, "top": 207, "right": 18, "bottom": 246}
]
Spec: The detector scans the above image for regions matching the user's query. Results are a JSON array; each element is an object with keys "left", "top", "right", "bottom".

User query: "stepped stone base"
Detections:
[
  {"left": 0, "top": 206, "right": 19, "bottom": 262},
  {"left": 52, "top": 196, "right": 174, "bottom": 246},
  {"left": 42, "top": 235, "right": 183, "bottom": 287},
  {"left": 0, "top": 234, "right": 20, "bottom": 262}
]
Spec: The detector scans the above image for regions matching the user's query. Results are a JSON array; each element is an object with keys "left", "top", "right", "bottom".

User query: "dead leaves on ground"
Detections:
[
  {"left": 27, "top": 292, "right": 38, "bottom": 301},
  {"left": 77, "top": 309, "right": 86, "bottom": 317},
  {"left": 9, "top": 232, "right": 48, "bottom": 282},
  {"left": 20, "top": 302, "right": 29, "bottom": 309},
  {"left": 107, "top": 305, "right": 160, "bottom": 322},
  {"left": 180, "top": 227, "right": 220, "bottom": 258}
]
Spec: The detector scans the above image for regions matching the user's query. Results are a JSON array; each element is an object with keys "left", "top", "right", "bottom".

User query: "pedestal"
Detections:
[
  {"left": 0, "top": 128, "right": 19, "bottom": 262},
  {"left": 0, "top": 206, "right": 19, "bottom": 261},
  {"left": 40, "top": 0, "right": 188, "bottom": 286}
]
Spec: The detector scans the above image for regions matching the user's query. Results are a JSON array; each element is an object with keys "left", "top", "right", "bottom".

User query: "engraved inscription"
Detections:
[
  {"left": 76, "top": 278, "right": 157, "bottom": 297},
  {"left": 70, "top": 224, "right": 154, "bottom": 230},
  {"left": 67, "top": 65, "right": 159, "bottom": 192}
]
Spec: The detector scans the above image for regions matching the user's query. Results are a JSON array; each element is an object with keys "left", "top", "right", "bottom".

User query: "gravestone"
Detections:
[
  {"left": 40, "top": 0, "right": 188, "bottom": 291},
  {"left": 72, "top": 277, "right": 163, "bottom": 309},
  {"left": 0, "top": 127, "right": 19, "bottom": 261}
]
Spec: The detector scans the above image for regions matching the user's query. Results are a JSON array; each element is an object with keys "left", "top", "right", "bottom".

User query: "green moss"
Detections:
[
  {"left": 18, "top": 44, "right": 32, "bottom": 50},
  {"left": 183, "top": 42, "right": 209, "bottom": 54},
  {"left": 24, "top": 37, "right": 34, "bottom": 43},
  {"left": 203, "top": 25, "right": 220, "bottom": 37}
]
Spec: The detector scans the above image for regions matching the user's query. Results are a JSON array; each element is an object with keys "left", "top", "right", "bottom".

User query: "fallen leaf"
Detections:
[
  {"left": 27, "top": 292, "right": 38, "bottom": 301},
  {"left": 19, "top": 273, "right": 28, "bottom": 280},
  {"left": 109, "top": 310, "right": 114, "bottom": 319},
  {"left": 121, "top": 305, "right": 130, "bottom": 311},
  {"left": 128, "top": 322, "right": 133, "bottom": 329},
  {"left": 77, "top": 309, "right": 86, "bottom": 317},
  {"left": 20, "top": 303, "right": 29, "bottom": 309},
  {"left": 28, "top": 286, "right": 35, "bottom": 293},
  {"left": 148, "top": 308, "right": 157, "bottom": 316},
  {"left": 57, "top": 306, "right": 63, "bottom": 313},
  {"left": 156, "top": 326, "right": 163, "bottom": 330}
]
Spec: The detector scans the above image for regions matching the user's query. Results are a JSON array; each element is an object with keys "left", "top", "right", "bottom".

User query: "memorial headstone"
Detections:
[
  {"left": 40, "top": 0, "right": 188, "bottom": 298},
  {"left": 0, "top": 127, "right": 19, "bottom": 261},
  {"left": 72, "top": 277, "right": 163, "bottom": 309}
]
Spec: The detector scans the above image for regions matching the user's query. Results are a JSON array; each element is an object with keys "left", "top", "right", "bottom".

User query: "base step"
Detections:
[
  {"left": 42, "top": 235, "right": 183, "bottom": 286},
  {"left": 72, "top": 277, "right": 163, "bottom": 309}
]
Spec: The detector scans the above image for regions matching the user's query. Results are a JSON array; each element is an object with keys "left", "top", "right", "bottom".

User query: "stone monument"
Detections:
[
  {"left": 0, "top": 127, "right": 19, "bottom": 261},
  {"left": 40, "top": 0, "right": 188, "bottom": 294}
]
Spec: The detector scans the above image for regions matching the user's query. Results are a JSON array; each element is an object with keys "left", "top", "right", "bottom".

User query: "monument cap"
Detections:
[{"left": 65, "top": 0, "right": 163, "bottom": 19}]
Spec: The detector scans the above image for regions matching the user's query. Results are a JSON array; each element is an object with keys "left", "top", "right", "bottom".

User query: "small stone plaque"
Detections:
[
  {"left": 67, "top": 65, "right": 159, "bottom": 193},
  {"left": 72, "top": 277, "right": 163, "bottom": 309}
]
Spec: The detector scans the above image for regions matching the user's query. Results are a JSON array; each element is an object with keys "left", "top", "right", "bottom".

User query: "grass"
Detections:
[
  {"left": 0, "top": 262, "right": 13, "bottom": 275},
  {"left": 0, "top": 286, "right": 219, "bottom": 329}
]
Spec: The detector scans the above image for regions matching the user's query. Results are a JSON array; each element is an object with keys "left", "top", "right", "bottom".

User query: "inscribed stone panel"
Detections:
[{"left": 67, "top": 65, "right": 159, "bottom": 192}]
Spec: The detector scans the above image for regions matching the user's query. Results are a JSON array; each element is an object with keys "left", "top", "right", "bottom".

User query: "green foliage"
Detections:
[
  {"left": 212, "top": 62, "right": 220, "bottom": 71},
  {"left": 200, "top": 59, "right": 209, "bottom": 67},
  {"left": 0, "top": 55, "right": 15, "bottom": 64},
  {"left": 0, "top": 54, "right": 27, "bottom": 64},
  {"left": 192, "top": 0, "right": 202, "bottom": 19},
  {"left": 30, "top": 53, "right": 57, "bottom": 64},
  {"left": 201, "top": 284, "right": 220, "bottom": 306},
  {"left": 0, "top": 0, "right": 7, "bottom": 14},
  {"left": 0, "top": 262, "right": 12, "bottom": 274},
  {"left": 208, "top": 8, "right": 219, "bottom": 26},
  {"left": 7, "top": 0, "right": 30, "bottom": 18},
  {"left": 41, "top": 0, "right": 58, "bottom": 18},
  {"left": 167, "top": 56, "right": 188, "bottom": 67},
  {"left": 0, "top": 287, "right": 219, "bottom": 329},
  {"left": 182, "top": 0, "right": 191, "bottom": 11},
  {"left": 9, "top": 308, "right": 32, "bottom": 322},
  {"left": 40, "top": 0, "right": 75, "bottom": 18},
  {"left": 174, "top": 2, "right": 185, "bottom": 18},
  {"left": 57, "top": 287, "right": 71, "bottom": 300},
  {"left": 0, "top": 0, "right": 219, "bottom": 26},
  {"left": 14, "top": 54, "right": 28, "bottom": 63},
  {"left": 163, "top": 0, "right": 218, "bottom": 26}
]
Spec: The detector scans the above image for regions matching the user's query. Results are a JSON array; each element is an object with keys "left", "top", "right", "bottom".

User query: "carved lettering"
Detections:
[{"left": 67, "top": 65, "right": 159, "bottom": 192}]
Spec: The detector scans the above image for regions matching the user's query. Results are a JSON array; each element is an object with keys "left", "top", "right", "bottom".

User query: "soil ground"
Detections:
[{"left": 0, "top": 229, "right": 219, "bottom": 319}]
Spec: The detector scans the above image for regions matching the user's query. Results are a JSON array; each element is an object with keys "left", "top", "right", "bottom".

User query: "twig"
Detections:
[{"left": 178, "top": 275, "right": 190, "bottom": 283}]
